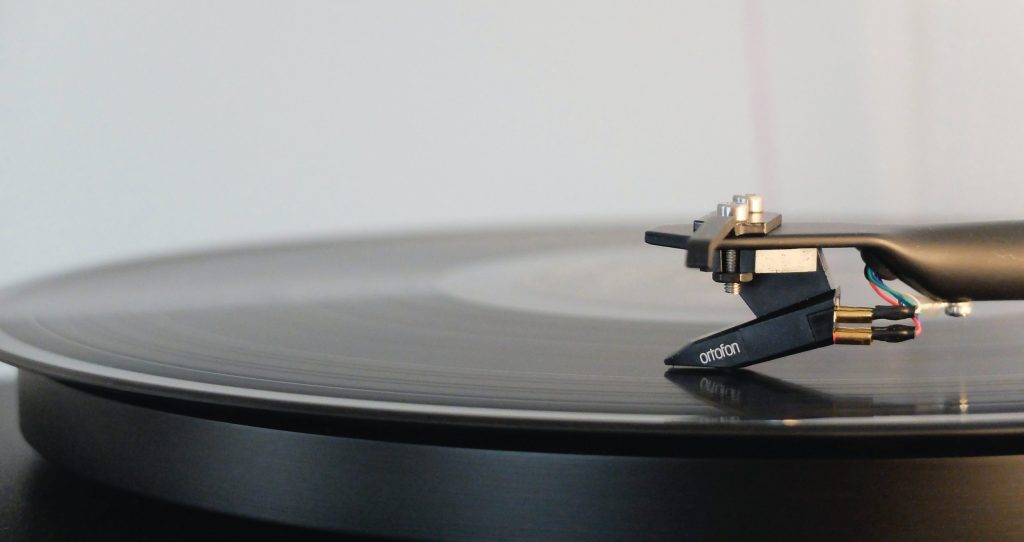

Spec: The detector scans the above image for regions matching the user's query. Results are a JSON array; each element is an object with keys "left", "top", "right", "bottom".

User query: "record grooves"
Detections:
[{"left": 4, "top": 227, "right": 1024, "bottom": 540}]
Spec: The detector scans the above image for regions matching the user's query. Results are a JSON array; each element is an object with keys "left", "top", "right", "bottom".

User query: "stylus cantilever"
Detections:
[{"left": 646, "top": 195, "right": 1024, "bottom": 368}]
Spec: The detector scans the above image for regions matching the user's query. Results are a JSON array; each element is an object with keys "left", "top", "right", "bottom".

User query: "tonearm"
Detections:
[{"left": 646, "top": 194, "right": 1024, "bottom": 368}]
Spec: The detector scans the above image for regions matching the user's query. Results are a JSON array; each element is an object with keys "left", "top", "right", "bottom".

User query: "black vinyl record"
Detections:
[
  {"left": 3, "top": 225, "right": 1024, "bottom": 433},
  {"left": 4, "top": 226, "right": 1024, "bottom": 540}
]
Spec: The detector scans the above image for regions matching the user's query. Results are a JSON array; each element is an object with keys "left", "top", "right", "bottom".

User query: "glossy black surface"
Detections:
[
  {"left": 2, "top": 227, "right": 1024, "bottom": 435},
  {"left": 7, "top": 228, "right": 1024, "bottom": 540},
  {"left": 17, "top": 372, "right": 1024, "bottom": 541},
  {"left": 0, "top": 377, "right": 360, "bottom": 541}
]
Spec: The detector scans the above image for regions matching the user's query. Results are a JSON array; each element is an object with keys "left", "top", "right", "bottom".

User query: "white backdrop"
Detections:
[{"left": 3, "top": 0, "right": 1024, "bottom": 290}]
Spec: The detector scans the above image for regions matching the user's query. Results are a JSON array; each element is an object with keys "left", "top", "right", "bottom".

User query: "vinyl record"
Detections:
[{"left": 2, "top": 225, "right": 1024, "bottom": 434}]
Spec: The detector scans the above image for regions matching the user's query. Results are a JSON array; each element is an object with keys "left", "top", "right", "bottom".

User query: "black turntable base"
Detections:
[{"left": 3, "top": 226, "right": 1024, "bottom": 541}]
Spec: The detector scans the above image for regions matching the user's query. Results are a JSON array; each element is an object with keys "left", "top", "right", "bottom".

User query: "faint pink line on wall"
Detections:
[{"left": 742, "top": 0, "right": 776, "bottom": 201}]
